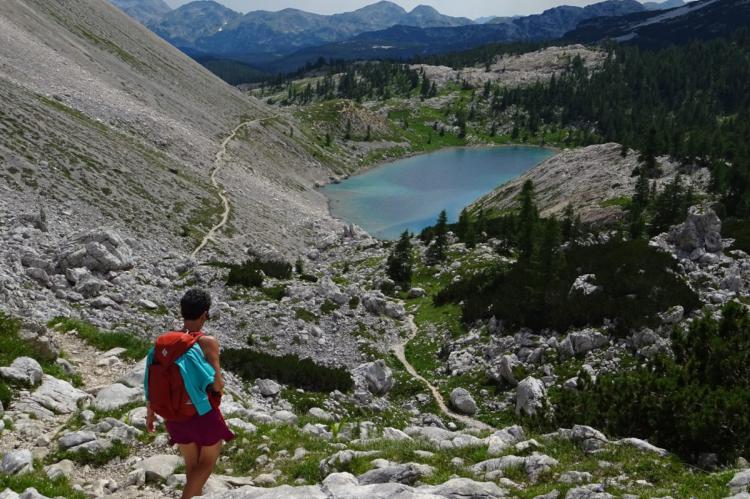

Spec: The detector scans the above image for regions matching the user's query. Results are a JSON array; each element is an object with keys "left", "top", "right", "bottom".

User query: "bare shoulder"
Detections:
[{"left": 197, "top": 335, "right": 219, "bottom": 351}]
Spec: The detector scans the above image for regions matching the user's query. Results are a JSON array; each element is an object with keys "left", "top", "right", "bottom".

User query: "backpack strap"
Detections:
[{"left": 153, "top": 331, "right": 202, "bottom": 366}]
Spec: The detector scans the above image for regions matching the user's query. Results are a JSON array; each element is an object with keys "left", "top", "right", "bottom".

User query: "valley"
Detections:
[{"left": 1, "top": 1, "right": 750, "bottom": 499}]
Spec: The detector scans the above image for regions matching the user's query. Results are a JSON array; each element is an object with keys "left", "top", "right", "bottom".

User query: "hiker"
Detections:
[{"left": 144, "top": 288, "right": 235, "bottom": 499}]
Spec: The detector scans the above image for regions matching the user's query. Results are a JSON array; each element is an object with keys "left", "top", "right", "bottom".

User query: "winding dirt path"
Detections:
[
  {"left": 392, "top": 316, "right": 493, "bottom": 431},
  {"left": 191, "top": 115, "right": 278, "bottom": 258}
]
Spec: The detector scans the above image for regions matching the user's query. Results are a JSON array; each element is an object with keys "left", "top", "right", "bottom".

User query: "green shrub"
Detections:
[
  {"left": 0, "top": 381, "right": 11, "bottom": 410},
  {"left": 436, "top": 240, "right": 700, "bottom": 335},
  {"left": 295, "top": 308, "right": 319, "bottom": 323},
  {"left": 221, "top": 349, "right": 353, "bottom": 392},
  {"left": 261, "top": 285, "right": 287, "bottom": 301},
  {"left": 48, "top": 318, "right": 150, "bottom": 360},
  {"left": 550, "top": 302, "right": 750, "bottom": 464},
  {"left": 349, "top": 296, "right": 360, "bottom": 309},
  {"left": 320, "top": 299, "right": 340, "bottom": 315},
  {"left": 299, "top": 273, "right": 319, "bottom": 283},
  {"left": 227, "top": 263, "right": 264, "bottom": 288},
  {"left": 723, "top": 218, "right": 750, "bottom": 253}
]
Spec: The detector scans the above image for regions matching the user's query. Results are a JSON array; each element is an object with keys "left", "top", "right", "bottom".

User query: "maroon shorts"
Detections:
[{"left": 165, "top": 409, "right": 235, "bottom": 447}]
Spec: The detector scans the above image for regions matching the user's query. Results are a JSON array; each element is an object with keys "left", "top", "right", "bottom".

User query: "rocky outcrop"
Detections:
[
  {"left": 474, "top": 143, "right": 708, "bottom": 226},
  {"left": 450, "top": 388, "right": 478, "bottom": 415},
  {"left": 202, "top": 472, "right": 508, "bottom": 498},
  {"left": 516, "top": 377, "right": 547, "bottom": 417}
]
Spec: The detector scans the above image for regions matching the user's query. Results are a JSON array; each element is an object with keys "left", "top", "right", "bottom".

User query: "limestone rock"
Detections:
[
  {"left": 450, "top": 388, "right": 478, "bottom": 415},
  {"left": 93, "top": 383, "right": 142, "bottom": 411},
  {"left": 356, "top": 360, "right": 394, "bottom": 396},
  {"left": 256, "top": 379, "right": 281, "bottom": 397},
  {"left": 1, "top": 450, "right": 33, "bottom": 475},
  {"left": 0, "top": 357, "right": 43, "bottom": 386},
  {"left": 516, "top": 377, "right": 547, "bottom": 417},
  {"left": 133, "top": 454, "right": 182, "bottom": 483},
  {"left": 357, "top": 463, "right": 434, "bottom": 486},
  {"left": 667, "top": 205, "right": 723, "bottom": 257}
]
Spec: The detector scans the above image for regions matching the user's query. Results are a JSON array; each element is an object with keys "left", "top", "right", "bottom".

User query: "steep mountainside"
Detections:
[
  {"left": 0, "top": 0, "right": 337, "bottom": 259},
  {"left": 568, "top": 0, "right": 748, "bottom": 45},
  {"left": 108, "top": 0, "right": 171, "bottom": 24},
  {"left": 152, "top": 0, "right": 474, "bottom": 63}
]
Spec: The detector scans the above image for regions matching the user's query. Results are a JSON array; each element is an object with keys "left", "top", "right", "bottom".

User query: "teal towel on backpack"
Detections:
[{"left": 144, "top": 344, "right": 216, "bottom": 416}]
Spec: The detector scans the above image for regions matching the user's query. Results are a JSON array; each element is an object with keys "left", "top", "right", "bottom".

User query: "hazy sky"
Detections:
[{"left": 163, "top": 0, "right": 637, "bottom": 19}]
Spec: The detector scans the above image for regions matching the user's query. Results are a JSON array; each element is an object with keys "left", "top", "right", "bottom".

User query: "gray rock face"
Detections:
[
  {"left": 487, "top": 354, "right": 521, "bottom": 387},
  {"left": 450, "top": 388, "right": 478, "bottom": 415},
  {"left": 57, "top": 230, "right": 134, "bottom": 273},
  {"left": 569, "top": 274, "right": 602, "bottom": 297},
  {"left": 27, "top": 375, "right": 91, "bottom": 416},
  {"left": 133, "top": 454, "right": 183, "bottom": 483},
  {"left": 357, "top": 360, "right": 394, "bottom": 396},
  {"left": 1, "top": 449, "right": 33, "bottom": 475},
  {"left": 564, "top": 484, "right": 614, "bottom": 499},
  {"left": 201, "top": 472, "right": 507, "bottom": 498},
  {"left": 44, "top": 459, "right": 75, "bottom": 480},
  {"left": 667, "top": 205, "right": 723, "bottom": 258},
  {"left": 93, "top": 383, "right": 142, "bottom": 411},
  {"left": 729, "top": 469, "right": 750, "bottom": 494},
  {"left": 256, "top": 379, "right": 281, "bottom": 397},
  {"left": 0, "top": 357, "right": 43, "bottom": 386},
  {"left": 357, "top": 463, "right": 434, "bottom": 485},
  {"left": 516, "top": 376, "right": 547, "bottom": 416},
  {"left": 59, "top": 430, "right": 97, "bottom": 450},
  {"left": 487, "top": 426, "right": 525, "bottom": 456},
  {"left": 559, "top": 329, "right": 608, "bottom": 359}
]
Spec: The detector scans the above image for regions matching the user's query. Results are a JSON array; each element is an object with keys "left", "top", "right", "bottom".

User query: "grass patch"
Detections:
[
  {"left": 295, "top": 308, "right": 319, "bottom": 324},
  {"left": 48, "top": 317, "right": 151, "bottom": 360},
  {"left": 0, "top": 313, "right": 82, "bottom": 407},
  {"left": 261, "top": 285, "right": 287, "bottom": 301},
  {"left": 320, "top": 299, "right": 340, "bottom": 315},
  {"left": 0, "top": 471, "right": 86, "bottom": 499},
  {"left": 48, "top": 440, "right": 130, "bottom": 466}
]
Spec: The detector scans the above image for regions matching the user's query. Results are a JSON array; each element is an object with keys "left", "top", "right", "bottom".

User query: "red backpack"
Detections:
[{"left": 147, "top": 331, "right": 205, "bottom": 422}]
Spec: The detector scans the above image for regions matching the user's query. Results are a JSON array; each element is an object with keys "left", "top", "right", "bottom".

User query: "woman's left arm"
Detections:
[{"left": 199, "top": 336, "right": 225, "bottom": 394}]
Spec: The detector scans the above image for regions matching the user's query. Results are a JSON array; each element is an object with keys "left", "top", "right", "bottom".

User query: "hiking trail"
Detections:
[
  {"left": 392, "top": 316, "right": 493, "bottom": 431},
  {"left": 192, "top": 115, "right": 278, "bottom": 258}
]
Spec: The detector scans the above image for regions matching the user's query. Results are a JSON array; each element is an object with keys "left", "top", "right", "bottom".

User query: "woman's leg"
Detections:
[
  {"left": 177, "top": 443, "right": 200, "bottom": 499},
  {"left": 181, "top": 441, "right": 223, "bottom": 499}
]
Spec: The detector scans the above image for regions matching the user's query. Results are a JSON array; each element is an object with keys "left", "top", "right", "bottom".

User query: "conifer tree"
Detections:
[
  {"left": 517, "top": 180, "right": 539, "bottom": 261},
  {"left": 387, "top": 231, "right": 414, "bottom": 288},
  {"left": 426, "top": 210, "right": 448, "bottom": 265}
]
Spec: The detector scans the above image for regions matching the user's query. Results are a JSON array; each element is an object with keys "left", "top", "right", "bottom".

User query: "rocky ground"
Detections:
[
  {"left": 3, "top": 202, "right": 750, "bottom": 499},
  {"left": 412, "top": 45, "right": 606, "bottom": 89}
]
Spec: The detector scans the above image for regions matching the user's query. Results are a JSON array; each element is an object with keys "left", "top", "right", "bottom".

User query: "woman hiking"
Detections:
[{"left": 144, "top": 288, "right": 235, "bottom": 499}]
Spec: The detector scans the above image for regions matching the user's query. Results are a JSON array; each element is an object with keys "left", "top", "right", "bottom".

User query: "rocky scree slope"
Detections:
[{"left": 0, "top": 0, "right": 340, "bottom": 261}]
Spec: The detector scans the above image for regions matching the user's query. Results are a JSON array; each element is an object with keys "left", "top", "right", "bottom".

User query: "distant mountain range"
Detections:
[
  {"left": 262, "top": 0, "right": 648, "bottom": 72},
  {"left": 567, "top": 0, "right": 748, "bottom": 46},
  {"left": 109, "top": 0, "right": 171, "bottom": 24},
  {"left": 643, "top": 0, "right": 686, "bottom": 10},
  {"left": 149, "top": 1, "right": 473, "bottom": 63},
  {"left": 107, "top": 0, "right": 735, "bottom": 78}
]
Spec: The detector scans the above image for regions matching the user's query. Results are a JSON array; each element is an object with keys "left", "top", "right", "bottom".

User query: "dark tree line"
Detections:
[{"left": 493, "top": 29, "right": 750, "bottom": 217}]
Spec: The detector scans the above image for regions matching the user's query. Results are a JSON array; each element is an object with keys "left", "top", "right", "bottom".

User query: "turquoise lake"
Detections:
[{"left": 323, "top": 146, "right": 555, "bottom": 239}]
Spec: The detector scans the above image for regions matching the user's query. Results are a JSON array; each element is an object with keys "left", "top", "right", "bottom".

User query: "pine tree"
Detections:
[
  {"left": 517, "top": 180, "right": 539, "bottom": 261},
  {"left": 426, "top": 210, "right": 448, "bottom": 265},
  {"left": 387, "top": 231, "right": 413, "bottom": 288}
]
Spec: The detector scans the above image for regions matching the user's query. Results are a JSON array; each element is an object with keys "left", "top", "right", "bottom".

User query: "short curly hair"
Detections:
[{"left": 180, "top": 288, "right": 212, "bottom": 320}]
